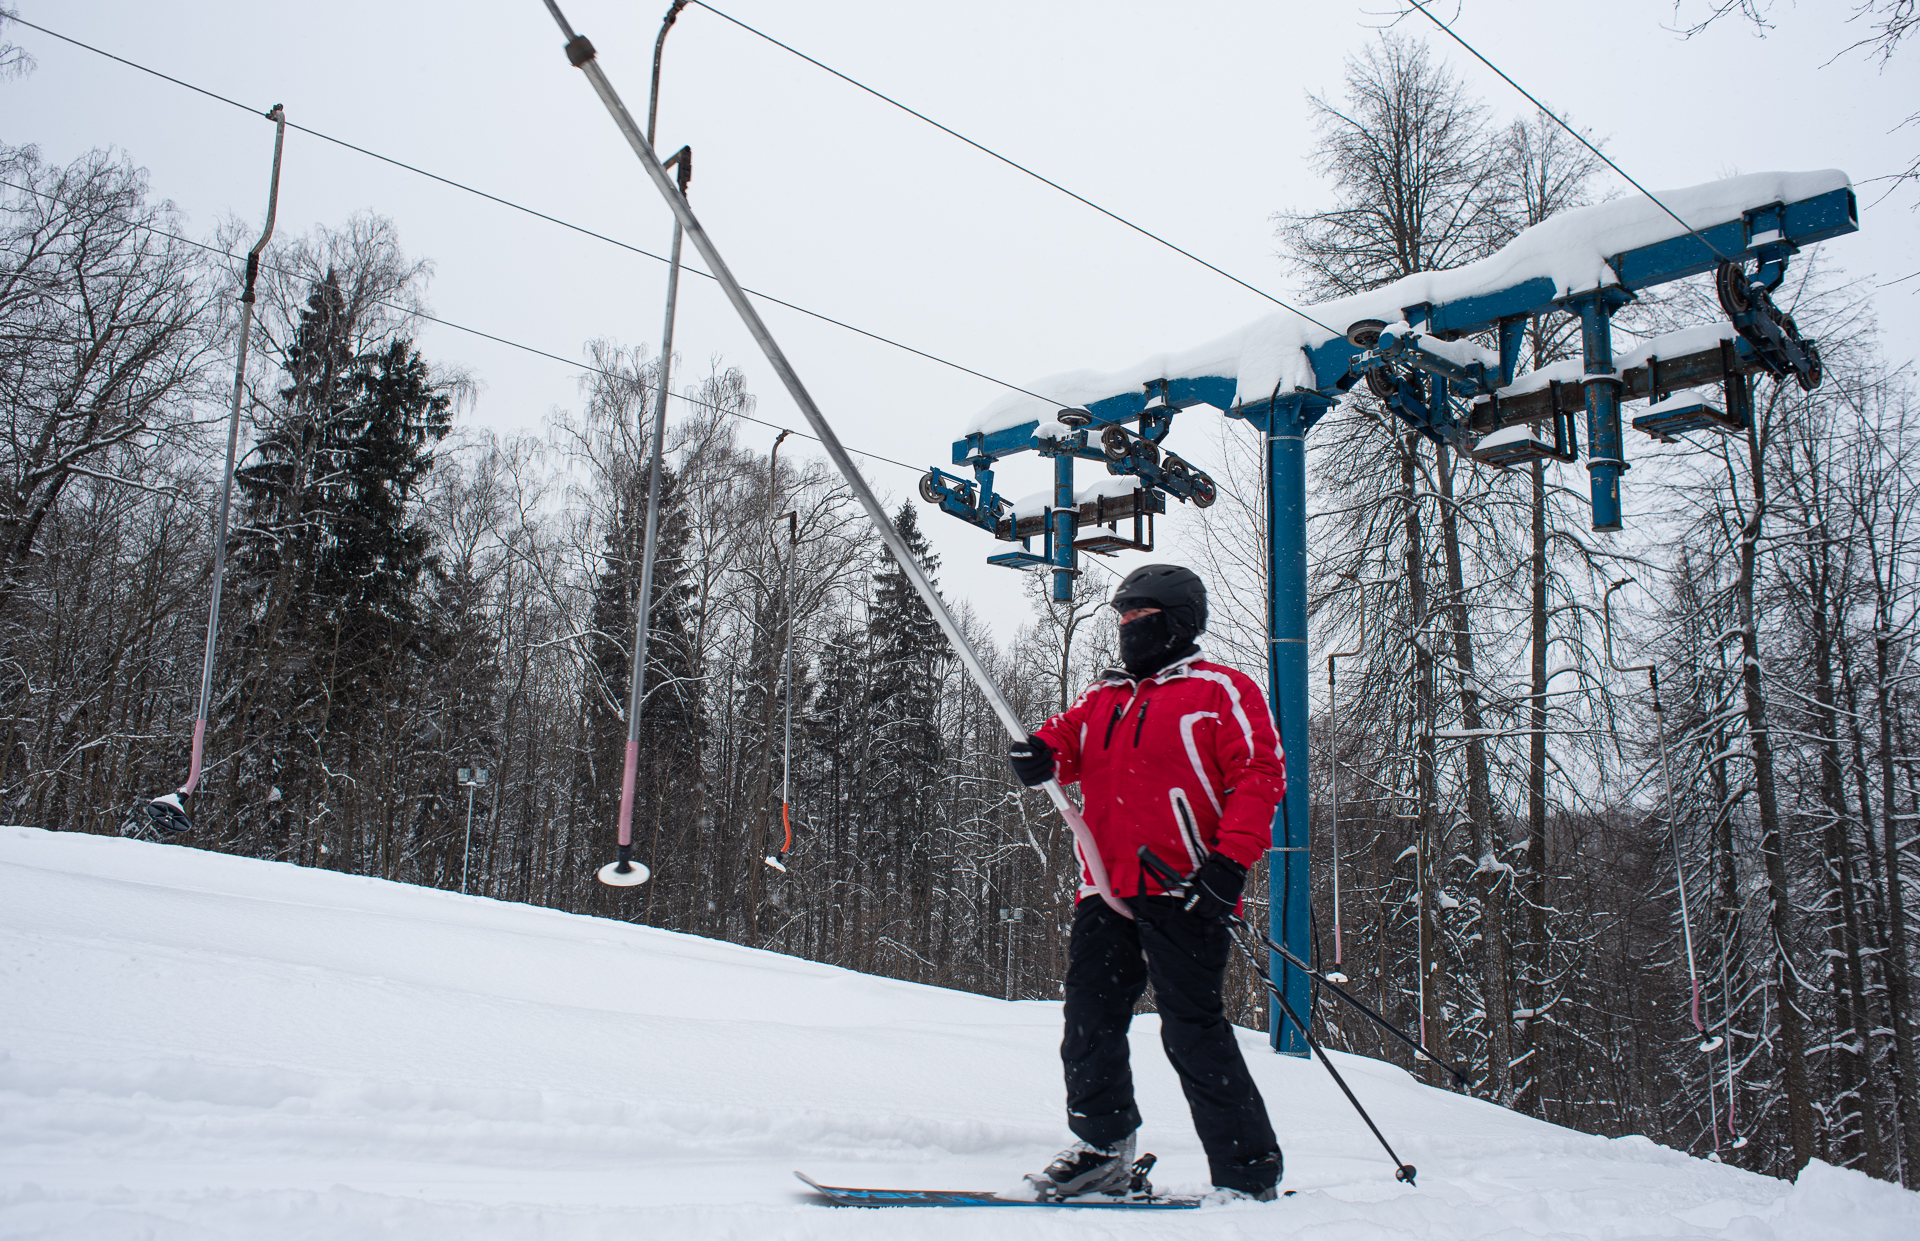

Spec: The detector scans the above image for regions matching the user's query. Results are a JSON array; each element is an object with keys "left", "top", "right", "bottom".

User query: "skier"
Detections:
[{"left": 1008, "top": 563, "right": 1286, "bottom": 1204}]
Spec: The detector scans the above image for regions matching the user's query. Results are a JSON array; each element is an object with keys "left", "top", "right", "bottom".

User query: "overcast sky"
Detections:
[{"left": 7, "top": 0, "right": 1915, "bottom": 645}]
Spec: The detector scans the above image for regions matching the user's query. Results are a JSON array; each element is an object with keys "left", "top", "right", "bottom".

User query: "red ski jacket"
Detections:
[{"left": 1033, "top": 650, "right": 1286, "bottom": 902}]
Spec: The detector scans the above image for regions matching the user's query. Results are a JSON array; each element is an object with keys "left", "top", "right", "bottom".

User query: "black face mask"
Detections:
[{"left": 1119, "top": 611, "right": 1192, "bottom": 678}]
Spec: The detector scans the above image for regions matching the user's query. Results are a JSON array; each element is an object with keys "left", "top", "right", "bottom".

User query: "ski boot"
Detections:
[
  {"left": 1199, "top": 1184, "right": 1279, "bottom": 1205},
  {"left": 1199, "top": 1148, "right": 1283, "bottom": 1204}
]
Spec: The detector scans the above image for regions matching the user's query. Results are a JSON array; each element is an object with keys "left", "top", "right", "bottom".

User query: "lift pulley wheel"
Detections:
[
  {"left": 1797, "top": 339, "right": 1822, "bottom": 391},
  {"left": 1714, "top": 261, "right": 1751, "bottom": 316},
  {"left": 1164, "top": 455, "right": 1191, "bottom": 485},
  {"left": 918, "top": 472, "right": 942, "bottom": 505},
  {"left": 1715, "top": 260, "right": 1822, "bottom": 392},
  {"left": 1101, "top": 424, "right": 1131, "bottom": 461},
  {"left": 1346, "top": 318, "right": 1388, "bottom": 349},
  {"left": 1191, "top": 473, "right": 1217, "bottom": 508},
  {"left": 1780, "top": 313, "right": 1822, "bottom": 390}
]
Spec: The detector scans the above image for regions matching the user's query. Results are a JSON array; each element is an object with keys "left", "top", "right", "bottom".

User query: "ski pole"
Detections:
[
  {"left": 538, "top": 0, "right": 1132, "bottom": 919},
  {"left": 1127, "top": 848, "right": 1416, "bottom": 1183},
  {"left": 1137, "top": 846, "right": 1472, "bottom": 1086},
  {"left": 1231, "top": 918, "right": 1418, "bottom": 1185},
  {"left": 1263, "top": 930, "right": 1472, "bottom": 1087},
  {"left": 137, "top": 103, "right": 287, "bottom": 838}
]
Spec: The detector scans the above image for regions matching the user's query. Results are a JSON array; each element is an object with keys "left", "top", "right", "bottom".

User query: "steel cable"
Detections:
[
  {"left": 4, "top": 13, "right": 1072, "bottom": 407},
  {"left": 0, "top": 176, "right": 926, "bottom": 476}
]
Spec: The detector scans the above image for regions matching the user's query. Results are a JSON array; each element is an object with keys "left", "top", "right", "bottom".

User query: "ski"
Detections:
[{"left": 795, "top": 1171, "right": 1204, "bottom": 1209}]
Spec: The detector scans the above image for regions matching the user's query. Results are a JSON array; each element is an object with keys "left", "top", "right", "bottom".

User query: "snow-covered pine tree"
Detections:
[
  {"left": 227, "top": 246, "right": 453, "bottom": 875},
  {"left": 865, "top": 502, "right": 949, "bottom": 979}
]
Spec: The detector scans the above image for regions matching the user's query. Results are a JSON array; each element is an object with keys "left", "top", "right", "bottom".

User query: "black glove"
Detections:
[
  {"left": 1008, "top": 735, "right": 1055, "bottom": 787},
  {"left": 1181, "top": 853, "right": 1248, "bottom": 921}
]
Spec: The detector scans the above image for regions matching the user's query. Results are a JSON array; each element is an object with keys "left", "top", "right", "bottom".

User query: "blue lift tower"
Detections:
[{"left": 921, "top": 173, "right": 1856, "bottom": 1058}]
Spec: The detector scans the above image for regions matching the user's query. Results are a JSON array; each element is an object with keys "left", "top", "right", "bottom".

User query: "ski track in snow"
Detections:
[{"left": 3, "top": 826, "right": 1915, "bottom": 1239}]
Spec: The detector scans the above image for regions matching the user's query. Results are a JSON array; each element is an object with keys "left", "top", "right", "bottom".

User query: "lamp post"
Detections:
[
  {"left": 457, "top": 766, "right": 488, "bottom": 894},
  {"left": 999, "top": 907, "right": 1024, "bottom": 1001}
]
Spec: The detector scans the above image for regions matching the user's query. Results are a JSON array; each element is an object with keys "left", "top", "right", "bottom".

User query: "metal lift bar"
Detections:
[
  {"left": 538, "top": 0, "right": 1134, "bottom": 920},
  {"left": 181, "top": 105, "right": 287, "bottom": 799},
  {"left": 602, "top": 1, "right": 692, "bottom": 889}
]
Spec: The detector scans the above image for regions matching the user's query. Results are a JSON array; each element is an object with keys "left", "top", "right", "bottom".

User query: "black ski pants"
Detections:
[{"left": 1061, "top": 894, "right": 1281, "bottom": 1194}]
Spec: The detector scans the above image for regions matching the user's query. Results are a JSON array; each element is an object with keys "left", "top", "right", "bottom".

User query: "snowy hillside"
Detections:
[{"left": 3, "top": 827, "right": 1914, "bottom": 1239}]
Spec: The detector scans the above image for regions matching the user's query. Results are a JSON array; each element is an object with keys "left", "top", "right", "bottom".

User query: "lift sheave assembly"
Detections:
[
  {"left": 920, "top": 169, "right": 1859, "bottom": 1057},
  {"left": 922, "top": 385, "right": 1221, "bottom": 604}
]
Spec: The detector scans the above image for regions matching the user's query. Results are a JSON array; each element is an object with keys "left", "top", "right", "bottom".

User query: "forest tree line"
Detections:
[{"left": 4, "top": 28, "right": 1918, "bottom": 1188}]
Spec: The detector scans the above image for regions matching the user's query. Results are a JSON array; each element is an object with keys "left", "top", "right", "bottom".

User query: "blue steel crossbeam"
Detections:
[{"left": 924, "top": 172, "right": 1858, "bottom": 1059}]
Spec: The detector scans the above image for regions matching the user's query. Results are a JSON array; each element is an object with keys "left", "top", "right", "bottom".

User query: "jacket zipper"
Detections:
[
  {"left": 1132, "top": 697, "right": 1151, "bottom": 746},
  {"left": 1102, "top": 684, "right": 1146, "bottom": 749}
]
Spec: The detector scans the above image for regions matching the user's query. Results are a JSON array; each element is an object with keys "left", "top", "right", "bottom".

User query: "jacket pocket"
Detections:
[{"left": 1167, "top": 788, "right": 1209, "bottom": 870}]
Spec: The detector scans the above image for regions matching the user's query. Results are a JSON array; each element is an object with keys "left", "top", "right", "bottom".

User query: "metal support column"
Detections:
[
  {"left": 1262, "top": 395, "right": 1313, "bottom": 1057},
  {"left": 1050, "top": 444, "right": 1075, "bottom": 601},
  {"left": 1576, "top": 295, "right": 1626, "bottom": 532}
]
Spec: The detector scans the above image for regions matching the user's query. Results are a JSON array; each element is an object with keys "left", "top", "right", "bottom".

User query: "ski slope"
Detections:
[{"left": 3, "top": 826, "right": 1914, "bottom": 1239}]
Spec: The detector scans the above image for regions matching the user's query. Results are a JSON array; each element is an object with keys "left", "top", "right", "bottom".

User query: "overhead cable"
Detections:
[
  {"left": 688, "top": 1, "right": 1342, "bottom": 336},
  {"left": 4, "top": 14, "right": 1070, "bottom": 407},
  {"left": 0, "top": 177, "right": 924, "bottom": 476},
  {"left": 1402, "top": 0, "right": 1732, "bottom": 262}
]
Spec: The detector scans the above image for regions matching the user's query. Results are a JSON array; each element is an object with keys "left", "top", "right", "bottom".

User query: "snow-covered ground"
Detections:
[{"left": 3, "top": 826, "right": 1914, "bottom": 1239}]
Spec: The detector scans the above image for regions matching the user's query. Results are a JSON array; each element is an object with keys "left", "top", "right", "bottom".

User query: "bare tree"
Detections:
[
  {"left": 1673, "top": 1, "right": 1917, "bottom": 205},
  {"left": 0, "top": 146, "right": 217, "bottom": 621},
  {"left": 1014, "top": 568, "right": 1114, "bottom": 717},
  {"left": 1279, "top": 32, "right": 1509, "bottom": 1091},
  {"left": 0, "top": 7, "right": 34, "bottom": 81}
]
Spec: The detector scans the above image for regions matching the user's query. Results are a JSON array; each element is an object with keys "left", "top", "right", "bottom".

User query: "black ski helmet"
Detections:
[{"left": 1111, "top": 564, "right": 1207, "bottom": 643}]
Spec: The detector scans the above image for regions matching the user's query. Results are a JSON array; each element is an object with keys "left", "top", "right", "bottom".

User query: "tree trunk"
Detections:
[
  {"left": 1842, "top": 642, "right": 1911, "bottom": 1180},
  {"left": 1809, "top": 576, "right": 1882, "bottom": 1174},
  {"left": 1521, "top": 458, "right": 1549, "bottom": 1110},
  {"left": 1401, "top": 434, "right": 1455, "bottom": 1083},
  {"left": 1874, "top": 626, "right": 1920, "bottom": 1185},
  {"left": 1733, "top": 430, "right": 1817, "bottom": 1172},
  {"left": 1435, "top": 444, "right": 1512, "bottom": 1101}
]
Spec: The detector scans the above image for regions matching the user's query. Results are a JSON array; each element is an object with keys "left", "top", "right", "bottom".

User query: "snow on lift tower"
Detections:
[{"left": 923, "top": 170, "right": 1857, "bottom": 1057}]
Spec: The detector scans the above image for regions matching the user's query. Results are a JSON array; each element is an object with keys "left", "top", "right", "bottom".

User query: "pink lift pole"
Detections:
[{"left": 137, "top": 105, "right": 286, "bottom": 838}]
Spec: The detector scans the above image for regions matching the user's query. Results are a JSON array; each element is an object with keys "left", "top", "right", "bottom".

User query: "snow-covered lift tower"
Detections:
[{"left": 924, "top": 171, "right": 1856, "bottom": 1057}]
